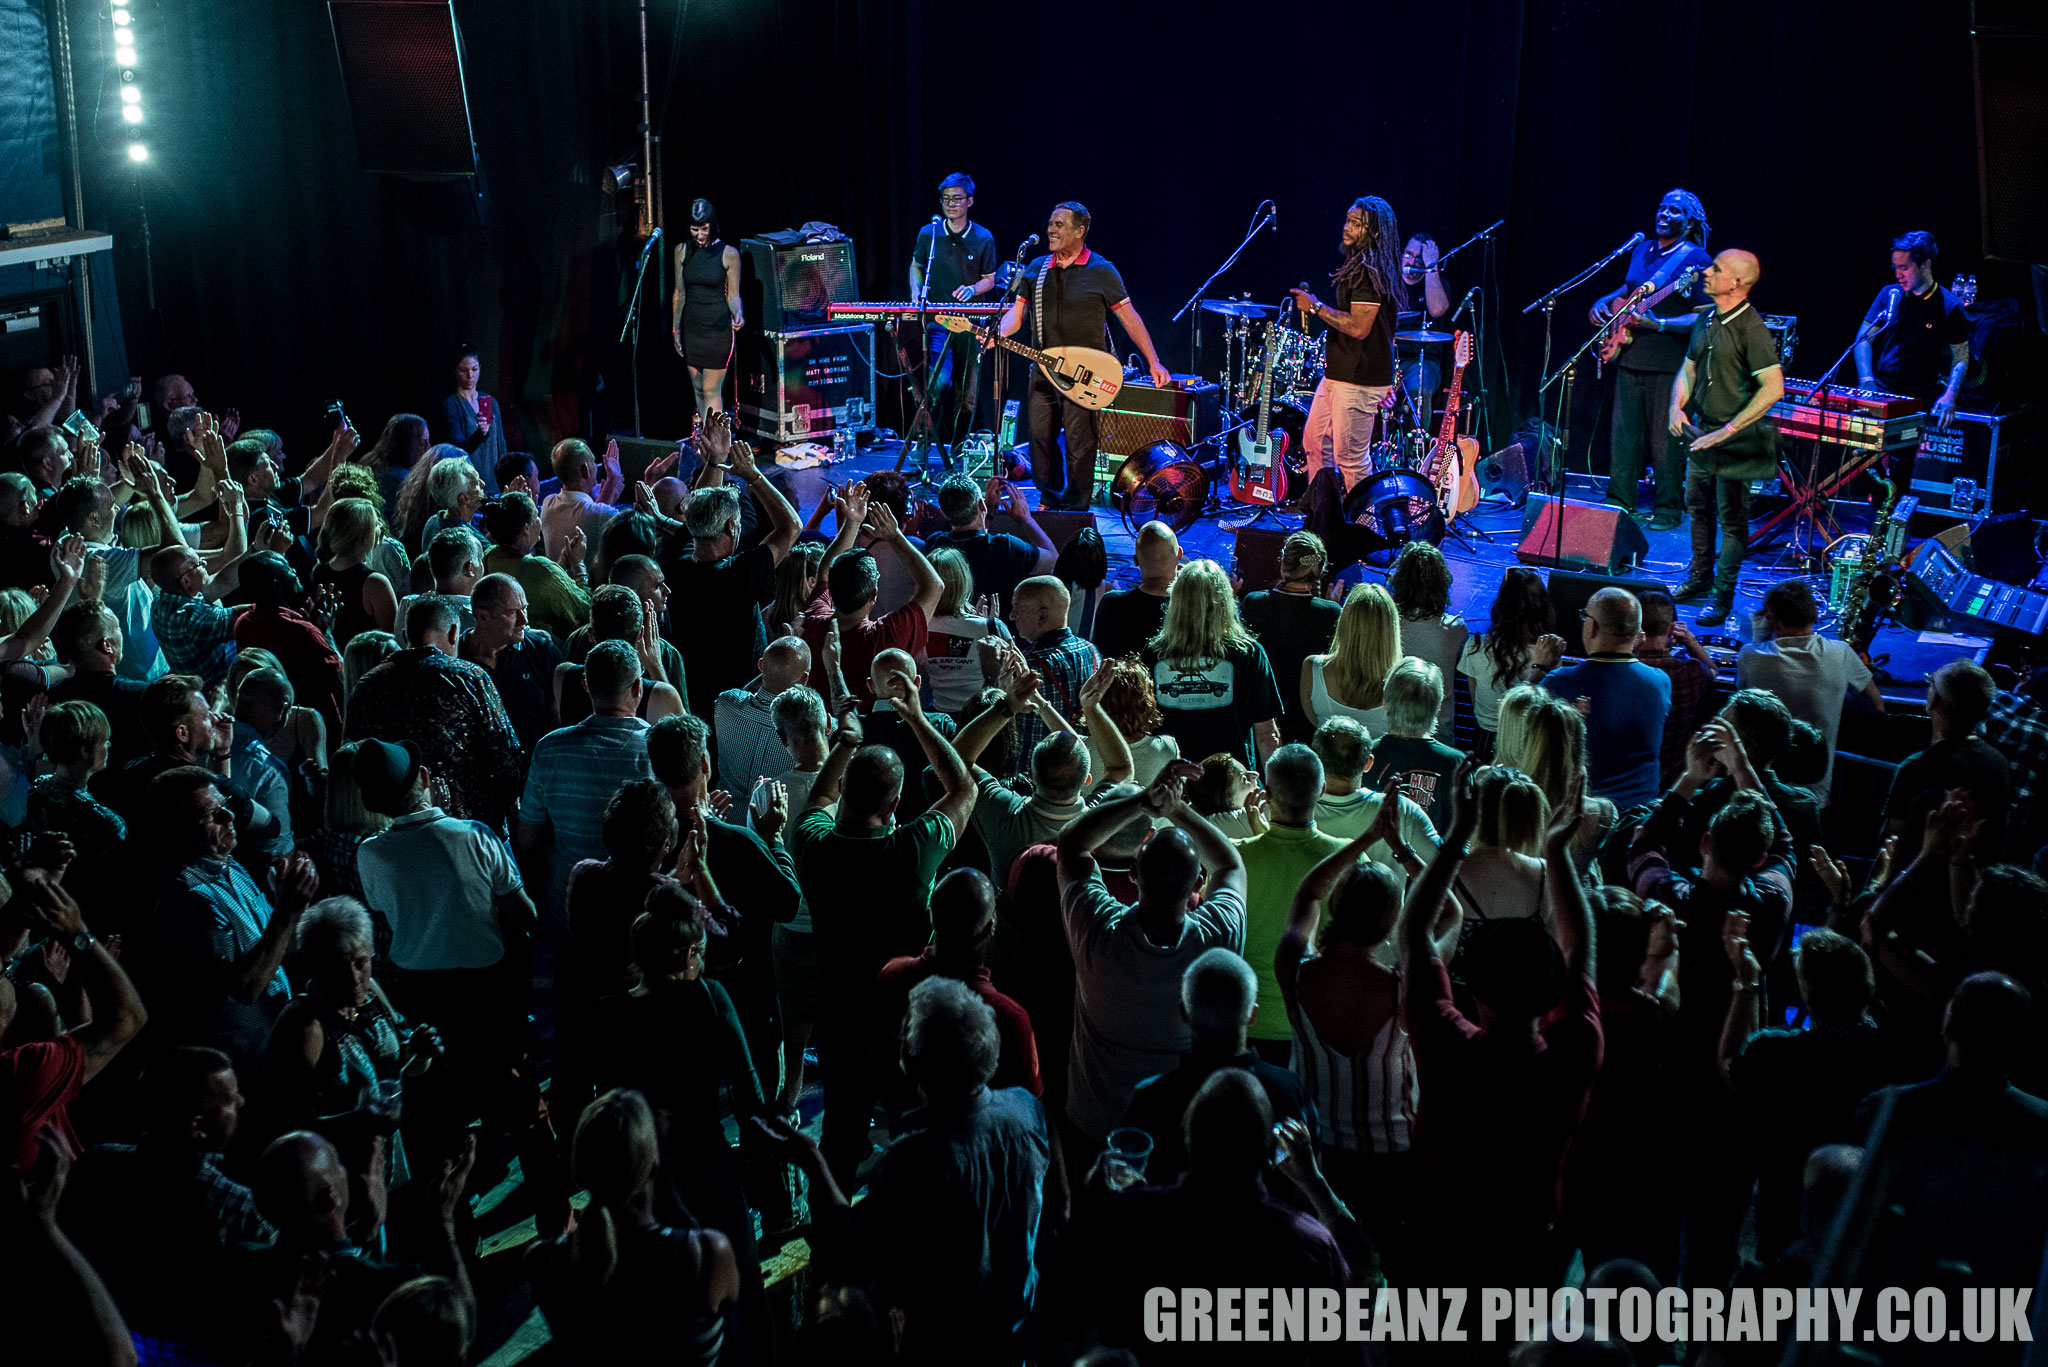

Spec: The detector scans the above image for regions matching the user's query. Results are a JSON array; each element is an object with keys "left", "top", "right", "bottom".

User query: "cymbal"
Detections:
[
  {"left": 1395, "top": 330, "right": 1454, "bottom": 344},
  {"left": 1199, "top": 299, "right": 1278, "bottom": 318}
]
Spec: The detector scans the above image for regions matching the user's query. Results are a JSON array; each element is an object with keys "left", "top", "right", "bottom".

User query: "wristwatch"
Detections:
[{"left": 73, "top": 929, "right": 97, "bottom": 953}]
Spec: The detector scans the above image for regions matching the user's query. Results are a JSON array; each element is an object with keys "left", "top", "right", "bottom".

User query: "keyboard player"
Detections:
[
  {"left": 1854, "top": 229, "right": 1972, "bottom": 493},
  {"left": 909, "top": 172, "right": 999, "bottom": 465}
]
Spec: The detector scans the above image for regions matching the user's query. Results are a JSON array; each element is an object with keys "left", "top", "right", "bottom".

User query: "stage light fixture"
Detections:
[
  {"left": 600, "top": 162, "right": 639, "bottom": 194},
  {"left": 121, "top": 106, "right": 143, "bottom": 124},
  {"left": 120, "top": 86, "right": 139, "bottom": 103},
  {"left": 114, "top": 9, "right": 145, "bottom": 164},
  {"left": 113, "top": 7, "right": 131, "bottom": 24},
  {"left": 115, "top": 43, "right": 137, "bottom": 66},
  {"left": 127, "top": 143, "right": 149, "bottom": 162}
]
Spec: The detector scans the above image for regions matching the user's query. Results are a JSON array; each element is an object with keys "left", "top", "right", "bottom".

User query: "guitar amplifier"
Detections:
[
  {"left": 1907, "top": 404, "right": 2038, "bottom": 520},
  {"left": 735, "top": 324, "right": 876, "bottom": 444},
  {"left": 1093, "top": 375, "right": 1223, "bottom": 480},
  {"left": 740, "top": 234, "right": 859, "bottom": 332}
]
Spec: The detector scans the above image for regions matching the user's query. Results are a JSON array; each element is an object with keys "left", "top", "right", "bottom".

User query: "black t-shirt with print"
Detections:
[
  {"left": 1368, "top": 733, "right": 1465, "bottom": 832},
  {"left": 1141, "top": 641, "right": 1284, "bottom": 768},
  {"left": 1324, "top": 270, "right": 1398, "bottom": 387}
]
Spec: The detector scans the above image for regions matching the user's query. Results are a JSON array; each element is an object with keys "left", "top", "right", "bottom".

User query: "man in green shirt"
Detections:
[
  {"left": 1236, "top": 743, "right": 1347, "bottom": 1058},
  {"left": 788, "top": 671, "right": 978, "bottom": 1187}
]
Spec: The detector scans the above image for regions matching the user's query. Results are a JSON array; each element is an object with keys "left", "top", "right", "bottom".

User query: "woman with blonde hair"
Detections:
[
  {"left": 391, "top": 446, "right": 465, "bottom": 552},
  {"left": 1447, "top": 765, "right": 1552, "bottom": 965},
  {"left": 342, "top": 630, "right": 398, "bottom": 710},
  {"left": 1301, "top": 582, "right": 1399, "bottom": 736},
  {"left": 315, "top": 497, "right": 399, "bottom": 646},
  {"left": 1241, "top": 530, "right": 1343, "bottom": 744},
  {"left": 524, "top": 1088, "right": 739, "bottom": 1361},
  {"left": 1141, "top": 557, "right": 1283, "bottom": 766},
  {"left": 1389, "top": 541, "right": 1468, "bottom": 741},
  {"left": 1495, "top": 683, "right": 1616, "bottom": 869},
  {"left": 919, "top": 546, "right": 1006, "bottom": 714}
]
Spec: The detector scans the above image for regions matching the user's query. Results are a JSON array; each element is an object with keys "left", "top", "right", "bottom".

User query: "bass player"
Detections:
[
  {"left": 1288, "top": 195, "right": 1406, "bottom": 492},
  {"left": 994, "top": 202, "right": 1174, "bottom": 512},
  {"left": 1589, "top": 189, "right": 1713, "bottom": 530}
]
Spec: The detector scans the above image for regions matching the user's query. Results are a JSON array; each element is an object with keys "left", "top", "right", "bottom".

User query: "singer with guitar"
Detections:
[
  {"left": 1288, "top": 195, "right": 1406, "bottom": 492},
  {"left": 909, "top": 173, "right": 998, "bottom": 463},
  {"left": 671, "top": 197, "right": 744, "bottom": 423},
  {"left": 994, "top": 202, "right": 1173, "bottom": 512},
  {"left": 1589, "top": 189, "right": 1713, "bottom": 531},
  {"left": 1668, "top": 249, "right": 1784, "bottom": 626}
]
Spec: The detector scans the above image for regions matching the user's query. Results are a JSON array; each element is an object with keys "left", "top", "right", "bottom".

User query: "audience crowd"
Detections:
[{"left": 4, "top": 375, "right": 2047, "bottom": 1366}]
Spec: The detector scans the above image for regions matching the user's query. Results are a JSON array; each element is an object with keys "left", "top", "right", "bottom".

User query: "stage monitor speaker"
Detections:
[
  {"left": 1972, "top": 1, "right": 2048, "bottom": 263},
  {"left": 1231, "top": 526, "right": 1292, "bottom": 594},
  {"left": 1474, "top": 442, "right": 1531, "bottom": 507},
  {"left": 328, "top": 1, "right": 478, "bottom": 178},
  {"left": 1544, "top": 570, "right": 1671, "bottom": 638},
  {"left": 740, "top": 235, "right": 859, "bottom": 332},
  {"left": 1515, "top": 496, "right": 1649, "bottom": 574}
]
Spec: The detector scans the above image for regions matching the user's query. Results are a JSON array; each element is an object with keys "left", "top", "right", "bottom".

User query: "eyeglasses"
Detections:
[
  {"left": 939, "top": 195, "right": 969, "bottom": 205},
  {"left": 195, "top": 807, "right": 234, "bottom": 826}
]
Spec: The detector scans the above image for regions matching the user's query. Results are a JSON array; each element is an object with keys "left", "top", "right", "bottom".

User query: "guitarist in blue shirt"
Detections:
[
  {"left": 996, "top": 202, "right": 1174, "bottom": 512},
  {"left": 1589, "top": 189, "right": 1714, "bottom": 531}
]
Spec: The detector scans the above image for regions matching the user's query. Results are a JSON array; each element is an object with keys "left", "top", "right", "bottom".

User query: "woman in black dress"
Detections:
[{"left": 670, "top": 197, "right": 743, "bottom": 424}]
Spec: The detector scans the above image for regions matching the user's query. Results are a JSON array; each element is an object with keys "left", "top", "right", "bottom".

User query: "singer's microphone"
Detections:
[
  {"left": 1454, "top": 285, "right": 1480, "bottom": 320},
  {"left": 1621, "top": 231, "right": 1645, "bottom": 251},
  {"left": 634, "top": 226, "right": 663, "bottom": 270},
  {"left": 1271, "top": 203, "right": 1279, "bottom": 229}
]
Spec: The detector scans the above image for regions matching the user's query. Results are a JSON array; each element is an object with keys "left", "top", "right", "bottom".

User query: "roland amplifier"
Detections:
[{"left": 740, "top": 234, "right": 859, "bottom": 332}]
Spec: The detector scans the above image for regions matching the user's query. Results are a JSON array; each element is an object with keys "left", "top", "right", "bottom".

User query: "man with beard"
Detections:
[{"left": 1289, "top": 197, "right": 1406, "bottom": 492}]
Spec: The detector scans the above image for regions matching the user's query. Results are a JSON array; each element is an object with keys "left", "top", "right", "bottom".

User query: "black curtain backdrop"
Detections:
[{"left": 84, "top": 0, "right": 2022, "bottom": 466}]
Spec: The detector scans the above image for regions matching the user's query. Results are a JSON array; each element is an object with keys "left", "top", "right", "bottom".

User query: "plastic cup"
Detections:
[{"left": 1104, "top": 1127, "right": 1154, "bottom": 1189}]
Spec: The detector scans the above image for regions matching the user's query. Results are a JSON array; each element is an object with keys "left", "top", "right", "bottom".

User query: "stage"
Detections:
[{"left": 762, "top": 438, "right": 1981, "bottom": 702}]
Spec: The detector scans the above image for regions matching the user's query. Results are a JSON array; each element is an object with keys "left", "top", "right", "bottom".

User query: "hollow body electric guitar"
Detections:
[
  {"left": 1594, "top": 265, "right": 1702, "bottom": 365},
  {"left": 1230, "top": 309, "right": 1291, "bottom": 505},
  {"left": 976, "top": 327, "right": 1123, "bottom": 410},
  {"left": 1425, "top": 331, "right": 1479, "bottom": 516}
]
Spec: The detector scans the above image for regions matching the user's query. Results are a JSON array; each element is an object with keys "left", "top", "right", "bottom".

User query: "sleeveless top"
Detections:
[
  {"left": 1309, "top": 656, "right": 1386, "bottom": 737},
  {"left": 528, "top": 1221, "right": 725, "bottom": 1365},
  {"left": 1452, "top": 864, "right": 1549, "bottom": 966},
  {"left": 314, "top": 561, "right": 377, "bottom": 648},
  {"left": 681, "top": 240, "right": 731, "bottom": 320},
  {"left": 1287, "top": 960, "right": 1417, "bottom": 1156}
]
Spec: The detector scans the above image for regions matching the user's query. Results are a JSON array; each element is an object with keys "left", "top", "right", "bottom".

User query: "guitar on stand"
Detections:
[
  {"left": 1425, "top": 331, "right": 1481, "bottom": 528},
  {"left": 1229, "top": 305, "right": 1290, "bottom": 506}
]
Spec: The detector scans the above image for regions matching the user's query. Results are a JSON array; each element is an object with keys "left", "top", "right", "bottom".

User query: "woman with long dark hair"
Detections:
[
  {"left": 355, "top": 413, "right": 431, "bottom": 510},
  {"left": 1389, "top": 541, "right": 1468, "bottom": 742},
  {"left": 670, "top": 198, "right": 744, "bottom": 425},
  {"left": 1289, "top": 196, "right": 1406, "bottom": 490},
  {"left": 436, "top": 343, "right": 505, "bottom": 494},
  {"left": 1455, "top": 566, "right": 1567, "bottom": 756}
]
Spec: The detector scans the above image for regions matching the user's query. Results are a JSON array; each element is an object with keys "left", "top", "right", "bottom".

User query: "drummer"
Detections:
[{"left": 1396, "top": 233, "right": 1453, "bottom": 429}]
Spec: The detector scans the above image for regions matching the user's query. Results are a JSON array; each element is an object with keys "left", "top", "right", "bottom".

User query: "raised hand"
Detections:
[
  {"left": 1809, "top": 845, "right": 1853, "bottom": 907},
  {"left": 1922, "top": 787, "right": 1981, "bottom": 859},
  {"left": 1362, "top": 763, "right": 1407, "bottom": 850},
  {"left": 699, "top": 410, "right": 734, "bottom": 467},
  {"left": 634, "top": 481, "right": 658, "bottom": 516},
  {"left": 603, "top": 437, "right": 623, "bottom": 482},
  {"left": 866, "top": 498, "right": 902, "bottom": 543},
  {"left": 728, "top": 437, "right": 761, "bottom": 481},
  {"left": 558, "top": 526, "right": 587, "bottom": 570},
  {"left": 1141, "top": 758, "right": 1204, "bottom": 817},
  {"left": 830, "top": 698, "right": 863, "bottom": 750},
  {"left": 435, "top": 1133, "right": 477, "bottom": 1228},
  {"left": 52, "top": 533, "right": 85, "bottom": 587},
  {"left": 1722, "top": 910, "right": 1762, "bottom": 989},
  {"left": 754, "top": 777, "right": 790, "bottom": 841},
  {"left": 1077, "top": 660, "right": 1114, "bottom": 713},
  {"left": 707, "top": 789, "right": 733, "bottom": 820},
  {"left": 1543, "top": 769, "right": 1585, "bottom": 854},
  {"left": 219, "top": 409, "right": 241, "bottom": 442},
  {"left": 1644, "top": 902, "right": 1684, "bottom": 961},
  {"left": 1534, "top": 633, "right": 1569, "bottom": 669}
]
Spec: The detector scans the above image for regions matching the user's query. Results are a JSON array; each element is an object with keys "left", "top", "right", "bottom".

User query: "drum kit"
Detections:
[{"left": 1196, "top": 295, "right": 1460, "bottom": 508}]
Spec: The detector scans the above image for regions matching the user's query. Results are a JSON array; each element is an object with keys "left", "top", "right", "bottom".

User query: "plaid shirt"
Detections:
[
  {"left": 346, "top": 648, "right": 525, "bottom": 831},
  {"left": 1017, "top": 628, "right": 1101, "bottom": 757},
  {"left": 1636, "top": 646, "right": 1717, "bottom": 786},
  {"left": 1983, "top": 692, "right": 2048, "bottom": 804},
  {"left": 153, "top": 590, "right": 238, "bottom": 688}
]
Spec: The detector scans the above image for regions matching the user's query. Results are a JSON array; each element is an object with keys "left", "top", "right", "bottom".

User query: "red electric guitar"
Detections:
[
  {"left": 1425, "top": 331, "right": 1479, "bottom": 516},
  {"left": 1230, "top": 316, "right": 1290, "bottom": 505}
]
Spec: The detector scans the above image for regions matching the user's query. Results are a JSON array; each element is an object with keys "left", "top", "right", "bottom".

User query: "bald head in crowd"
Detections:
[
  {"left": 1012, "top": 576, "right": 1070, "bottom": 643},
  {"left": 759, "top": 635, "right": 811, "bottom": 693},
  {"left": 1581, "top": 586, "right": 1643, "bottom": 653},
  {"left": 870, "top": 647, "right": 919, "bottom": 705},
  {"left": 1134, "top": 520, "right": 1182, "bottom": 589}
]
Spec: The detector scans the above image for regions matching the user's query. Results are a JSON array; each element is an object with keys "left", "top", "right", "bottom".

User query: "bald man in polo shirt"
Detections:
[{"left": 1539, "top": 587, "right": 1671, "bottom": 808}]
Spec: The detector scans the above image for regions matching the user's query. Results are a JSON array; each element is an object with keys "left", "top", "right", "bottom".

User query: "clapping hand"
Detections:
[
  {"left": 1722, "top": 910, "right": 1762, "bottom": 990},
  {"left": 1645, "top": 903, "right": 1684, "bottom": 962},
  {"left": 1534, "top": 633, "right": 1569, "bottom": 669},
  {"left": 1077, "top": 660, "right": 1114, "bottom": 714},
  {"left": 1922, "top": 787, "right": 1981, "bottom": 860},
  {"left": 829, "top": 696, "right": 863, "bottom": 750},
  {"left": 1141, "top": 759, "right": 1203, "bottom": 818},
  {"left": 698, "top": 410, "right": 734, "bottom": 467},
  {"left": 557, "top": 526, "right": 587, "bottom": 571},
  {"left": 52, "top": 534, "right": 85, "bottom": 589},
  {"left": 707, "top": 789, "right": 734, "bottom": 820},
  {"left": 753, "top": 776, "right": 790, "bottom": 841},
  {"left": 1542, "top": 769, "right": 1586, "bottom": 855}
]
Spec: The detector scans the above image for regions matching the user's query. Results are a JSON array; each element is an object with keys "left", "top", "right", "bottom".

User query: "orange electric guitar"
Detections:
[
  {"left": 1424, "top": 331, "right": 1479, "bottom": 516},
  {"left": 1593, "top": 265, "right": 1701, "bottom": 365}
]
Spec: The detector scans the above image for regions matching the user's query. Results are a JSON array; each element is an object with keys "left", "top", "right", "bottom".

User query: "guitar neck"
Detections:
[
  {"left": 988, "top": 330, "right": 1052, "bottom": 367},
  {"left": 1435, "top": 363, "right": 1467, "bottom": 446}
]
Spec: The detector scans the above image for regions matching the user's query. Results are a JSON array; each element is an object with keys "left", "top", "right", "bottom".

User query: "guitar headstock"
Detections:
[
  {"left": 1454, "top": 331, "right": 1473, "bottom": 368},
  {"left": 1953, "top": 274, "right": 1978, "bottom": 307}
]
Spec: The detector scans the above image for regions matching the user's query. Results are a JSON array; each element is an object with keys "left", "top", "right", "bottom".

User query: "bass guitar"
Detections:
[
  {"left": 1424, "top": 331, "right": 1479, "bottom": 516},
  {"left": 1230, "top": 310, "right": 1290, "bottom": 505},
  {"left": 974, "top": 327, "right": 1124, "bottom": 411},
  {"left": 1594, "top": 265, "right": 1702, "bottom": 365}
]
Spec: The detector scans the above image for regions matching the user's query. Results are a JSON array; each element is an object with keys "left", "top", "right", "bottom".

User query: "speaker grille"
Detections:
[
  {"left": 328, "top": 1, "right": 477, "bottom": 178},
  {"left": 1973, "top": 15, "right": 2048, "bottom": 262}
]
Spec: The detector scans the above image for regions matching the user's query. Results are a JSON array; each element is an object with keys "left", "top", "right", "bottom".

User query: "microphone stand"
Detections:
[
  {"left": 1429, "top": 218, "right": 1505, "bottom": 274},
  {"left": 620, "top": 229, "right": 663, "bottom": 437},
  {"left": 895, "top": 219, "right": 947, "bottom": 481},
  {"left": 1524, "top": 235, "right": 1641, "bottom": 497},
  {"left": 1174, "top": 200, "right": 1278, "bottom": 381}
]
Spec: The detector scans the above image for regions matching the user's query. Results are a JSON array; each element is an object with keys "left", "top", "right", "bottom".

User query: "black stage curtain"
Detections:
[{"left": 83, "top": 0, "right": 2017, "bottom": 463}]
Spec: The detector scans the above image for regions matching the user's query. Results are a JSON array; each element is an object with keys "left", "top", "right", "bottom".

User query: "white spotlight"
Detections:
[{"left": 127, "top": 142, "right": 148, "bottom": 162}]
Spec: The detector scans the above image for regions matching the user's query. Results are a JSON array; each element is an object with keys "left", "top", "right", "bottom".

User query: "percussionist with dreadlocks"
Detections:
[
  {"left": 1290, "top": 196, "right": 1406, "bottom": 492},
  {"left": 1588, "top": 188, "right": 1714, "bottom": 530}
]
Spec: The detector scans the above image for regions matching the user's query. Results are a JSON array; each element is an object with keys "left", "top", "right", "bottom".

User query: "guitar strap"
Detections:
[{"left": 1030, "top": 254, "right": 1053, "bottom": 351}]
